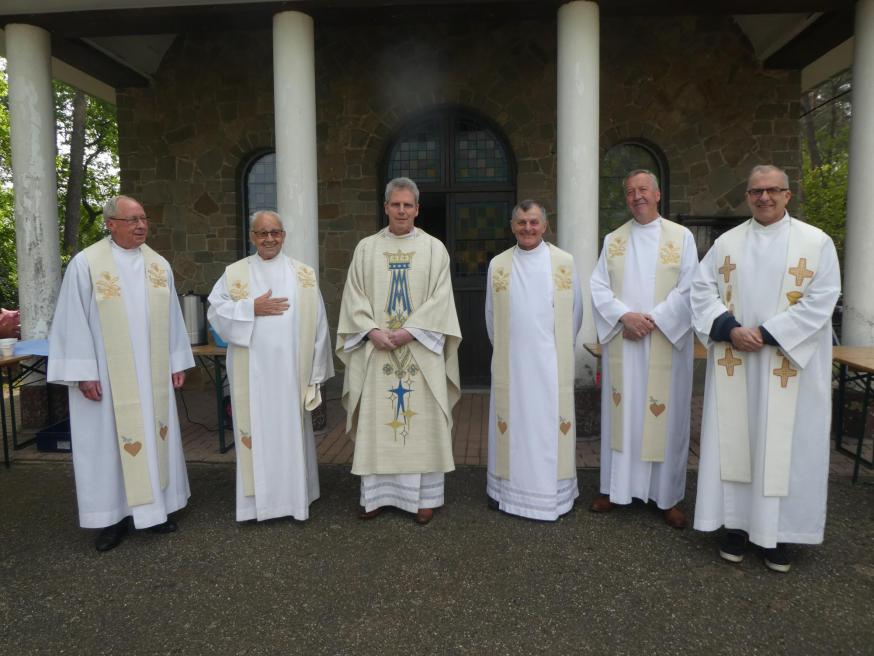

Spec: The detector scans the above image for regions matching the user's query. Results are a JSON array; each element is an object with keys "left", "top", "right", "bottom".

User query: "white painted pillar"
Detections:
[
  {"left": 272, "top": 11, "right": 319, "bottom": 269},
  {"left": 6, "top": 24, "right": 61, "bottom": 340},
  {"left": 843, "top": 0, "right": 874, "bottom": 345},
  {"left": 557, "top": 1, "right": 600, "bottom": 383}
]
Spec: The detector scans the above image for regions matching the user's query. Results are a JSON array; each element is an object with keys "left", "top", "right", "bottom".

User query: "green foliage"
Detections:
[
  {"left": 799, "top": 70, "right": 851, "bottom": 262},
  {"left": 0, "top": 60, "right": 119, "bottom": 306},
  {"left": 0, "top": 63, "right": 16, "bottom": 307}
]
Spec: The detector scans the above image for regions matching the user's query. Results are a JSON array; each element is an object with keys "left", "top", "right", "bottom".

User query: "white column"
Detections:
[
  {"left": 843, "top": 0, "right": 874, "bottom": 345},
  {"left": 273, "top": 11, "right": 319, "bottom": 269},
  {"left": 557, "top": 1, "right": 600, "bottom": 383},
  {"left": 6, "top": 24, "right": 61, "bottom": 340}
]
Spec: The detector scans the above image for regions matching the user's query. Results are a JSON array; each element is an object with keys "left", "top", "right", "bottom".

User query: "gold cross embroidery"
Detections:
[
  {"left": 717, "top": 346, "right": 742, "bottom": 376},
  {"left": 788, "top": 258, "right": 814, "bottom": 286},
  {"left": 718, "top": 256, "right": 736, "bottom": 283},
  {"left": 772, "top": 357, "right": 797, "bottom": 388}
]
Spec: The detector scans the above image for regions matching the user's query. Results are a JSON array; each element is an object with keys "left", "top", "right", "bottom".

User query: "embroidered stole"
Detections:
[
  {"left": 605, "top": 219, "right": 684, "bottom": 461},
  {"left": 490, "top": 243, "right": 576, "bottom": 480},
  {"left": 84, "top": 238, "right": 170, "bottom": 507},
  {"left": 713, "top": 219, "right": 823, "bottom": 496},
  {"left": 225, "top": 256, "right": 319, "bottom": 497}
]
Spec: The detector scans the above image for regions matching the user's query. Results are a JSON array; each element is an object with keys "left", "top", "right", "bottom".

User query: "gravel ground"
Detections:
[{"left": 1, "top": 463, "right": 872, "bottom": 655}]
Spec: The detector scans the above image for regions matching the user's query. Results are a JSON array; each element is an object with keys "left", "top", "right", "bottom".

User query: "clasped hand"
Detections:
[
  {"left": 729, "top": 326, "right": 764, "bottom": 352},
  {"left": 620, "top": 312, "right": 656, "bottom": 341},
  {"left": 368, "top": 328, "right": 414, "bottom": 351}
]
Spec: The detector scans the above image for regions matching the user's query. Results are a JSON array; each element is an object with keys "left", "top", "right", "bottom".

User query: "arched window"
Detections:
[
  {"left": 241, "top": 150, "right": 277, "bottom": 255},
  {"left": 600, "top": 140, "right": 668, "bottom": 238},
  {"left": 382, "top": 108, "right": 516, "bottom": 387}
]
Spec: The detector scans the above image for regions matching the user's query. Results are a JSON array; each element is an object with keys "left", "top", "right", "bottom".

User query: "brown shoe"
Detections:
[
  {"left": 663, "top": 505, "right": 687, "bottom": 529},
  {"left": 415, "top": 508, "right": 434, "bottom": 525},
  {"left": 589, "top": 495, "right": 614, "bottom": 513},
  {"left": 359, "top": 507, "right": 381, "bottom": 520}
]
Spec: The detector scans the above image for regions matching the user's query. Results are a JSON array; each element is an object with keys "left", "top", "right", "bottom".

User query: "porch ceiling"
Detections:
[{"left": 0, "top": 1, "right": 856, "bottom": 91}]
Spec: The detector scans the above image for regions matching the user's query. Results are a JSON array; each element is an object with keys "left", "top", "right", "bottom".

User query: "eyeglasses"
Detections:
[
  {"left": 110, "top": 215, "right": 149, "bottom": 225},
  {"left": 251, "top": 229, "right": 285, "bottom": 239},
  {"left": 746, "top": 187, "right": 789, "bottom": 198}
]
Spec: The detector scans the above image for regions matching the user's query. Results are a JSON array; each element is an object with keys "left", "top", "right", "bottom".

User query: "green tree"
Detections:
[
  {"left": 799, "top": 70, "right": 851, "bottom": 260},
  {"left": 0, "top": 60, "right": 119, "bottom": 306}
]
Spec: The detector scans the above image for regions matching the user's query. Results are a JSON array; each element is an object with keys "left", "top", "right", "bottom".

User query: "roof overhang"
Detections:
[{"left": 0, "top": 1, "right": 858, "bottom": 102}]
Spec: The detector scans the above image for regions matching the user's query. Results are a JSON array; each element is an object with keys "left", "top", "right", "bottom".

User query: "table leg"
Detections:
[
  {"left": 852, "top": 371, "right": 872, "bottom": 483},
  {"left": 1, "top": 366, "right": 9, "bottom": 468}
]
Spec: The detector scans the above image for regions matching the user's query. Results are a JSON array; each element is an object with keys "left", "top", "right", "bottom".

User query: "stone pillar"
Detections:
[
  {"left": 843, "top": 0, "right": 874, "bottom": 345},
  {"left": 557, "top": 1, "right": 599, "bottom": 385},
  {"left": 272, "top": 11, "right": 319, "bottom": 270},
  {"left": 6, "top": 24, "right": 61, "bottom": 339}
]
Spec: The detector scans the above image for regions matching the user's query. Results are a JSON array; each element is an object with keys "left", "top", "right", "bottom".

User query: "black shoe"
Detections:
[
  {"left": 718, "top": 529, "right": 747, "bottom": 563},
  {"left": 149, "top": 519, "right": 177, "bottom": 534},
  {"left": 95, "top": 516, "right": 131, "bottom": 552},
  {"left": 763, "top": 543, "right": 791, "bottom": 573}
]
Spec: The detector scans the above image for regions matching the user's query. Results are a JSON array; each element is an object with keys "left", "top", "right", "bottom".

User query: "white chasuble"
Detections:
[
  {"left": 590, "top": 218, "right": 698, "bottom": 509},
  {"left": 207, "top": 253, "right": 334, "bottom": 522},
  {"left": 485, "top": 241, "right": 584, "bottom": 520},
  {"left": 692, "top": 214, "right": 840, "bottom": 548},
  {"left": 48, "top": 239, "right": 193, "bottom": 529},
  {"left": 337, "top": 228, "right": 461, "bottom": 483}
]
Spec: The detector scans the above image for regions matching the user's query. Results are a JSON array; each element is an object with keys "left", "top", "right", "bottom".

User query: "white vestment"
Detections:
[
  {"left": 342, "top": 229, "right": 449, "bottom": 513},
  {"left": 485, "top": 241, "right": 584, "bottom": 520},
  {"left": 208, "top": 253, "right": 334, "bottom": 522},
  {"left": 691, "top": 214, "right": 840, "bottom": 548},
  {"left": 48, "top": 240, "right": 194, "bottom": 529},
  {"left": 590, "top": 218, "right": 698, "bottom": 508}
]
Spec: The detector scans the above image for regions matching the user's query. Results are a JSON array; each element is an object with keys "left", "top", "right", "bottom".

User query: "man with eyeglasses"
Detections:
[
  {"left": 48, "top": 195, "right": 194, "bottom": 551},
  {"left": 207, "top": 210, "right": 334, "bottom": 523},
  {"left": 691, "top": 165, "right": 841, "bottom": 573},
  {"left": 336, "top": 177, "right": 461, "bottom": 525}
]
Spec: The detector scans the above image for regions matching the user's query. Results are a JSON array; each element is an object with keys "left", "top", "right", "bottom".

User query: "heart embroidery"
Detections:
[
  {"left": 159, "top": 424, "right": 168, "bottom": 440},
  {"left": 612, "top": 391, "right": 621, "bottom": 406},
  {"left": 559, "top": 421, "right": 572, "bottom": 435},
  {"left": 241, "top": 434, "right": 252, "bottom": 449},
  {"left": 123, "top": 441, "right": 142, "bottom": 457},
  {"left": 649, "top": 403, "right": 666, "bottom": 417},
  {"left": 497, "top": 420, "right": 508, "bottom": 434}
]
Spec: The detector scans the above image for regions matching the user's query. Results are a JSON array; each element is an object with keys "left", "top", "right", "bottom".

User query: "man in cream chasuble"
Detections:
[{"left": 337, "top": 177, "right": 461, "bottom": 525}]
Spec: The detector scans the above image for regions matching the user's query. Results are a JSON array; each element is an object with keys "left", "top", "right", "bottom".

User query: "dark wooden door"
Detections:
[{"left": 383, "top": 108, "right": 517, "bottom": 387}]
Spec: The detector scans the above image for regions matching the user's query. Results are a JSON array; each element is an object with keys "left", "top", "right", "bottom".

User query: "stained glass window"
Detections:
[
  {"left": 387, "top": 119, "right": 442, "bottom": 183},
  {"left": 454, "top": 119, "right": 510, "bottom": 183},
  {"left": 245, "top": 152, "right": 277, "bottom": 255},
  {"left": 453, "top": 201, "right": 514, "bottom": 277}
]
